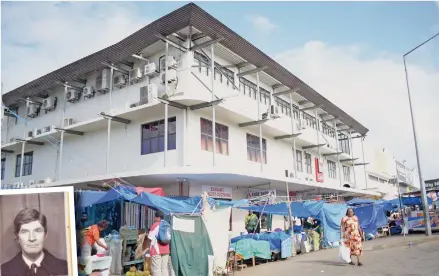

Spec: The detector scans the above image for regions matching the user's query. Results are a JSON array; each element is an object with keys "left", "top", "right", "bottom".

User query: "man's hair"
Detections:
[
  {"left": 97, "top": 220, "right": 109, "bottom": 230},
  {"left": 155, "top": 211, "right": 164, "bottom": 220},
  {"left": 14, "top": 208, "right": 47, "bottom": 235}
]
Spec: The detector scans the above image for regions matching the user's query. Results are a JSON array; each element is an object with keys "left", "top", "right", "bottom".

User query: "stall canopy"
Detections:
[
  {"left": 387, "top": 196, "right": 434, "bottom": 206},
  {"left": 347, "top": 198, "right": 393, "bottom": 212},
  {"left": 135, "top": 187, "right": 164, "bottom": 196},
  {"left": 354, "top": 204, "right": 388, "bottom": 235}
]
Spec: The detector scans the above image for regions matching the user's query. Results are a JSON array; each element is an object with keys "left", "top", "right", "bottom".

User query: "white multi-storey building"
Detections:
[{"left": 2, "top": 3, "right": 407, "bottom": 215}]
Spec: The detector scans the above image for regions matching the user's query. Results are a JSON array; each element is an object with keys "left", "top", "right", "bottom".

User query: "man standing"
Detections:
[
  {"left": 1, "top": 208, "right": 68, "bottom": 276},
  {"left": 244, "top": 211, "right": 258, "bottom": 234},
  {"left": 148, "top": 211, "right": 170, "bottom": 276}
]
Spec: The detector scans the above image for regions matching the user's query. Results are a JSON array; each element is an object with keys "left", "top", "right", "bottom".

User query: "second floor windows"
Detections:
[
  {"left": 247, "top": 134, "right": 267, "bottom": 164},
  {"left": 328, "top": 160, "right": 337, "bottom": 179},
  {"left": 305, "top": 153, "right": 312, "bottom": 174},
  {"left": 343, "top": 166, "right": 351, "bottom": 182},
  {"left": 15, "top": 152, "right": 33, "bottom": 177},
  {"left": 194, "top": 52, "right": 235, "bottom": 87},
  {"left": 339, "top": 134, "right": 351, "bottom": 155},
  {"left": 295, "top": 150, "right": 303, "bottom": 172},
  {"left": 141, "top": 117, "right": 176, "bottom": 155},
  {"left": 200, "top": 118, "right": 229, "bottom": 155}
]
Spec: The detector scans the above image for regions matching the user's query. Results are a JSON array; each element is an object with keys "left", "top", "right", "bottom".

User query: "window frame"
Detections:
[
  {"left": 15, "top": 152, "right": 33, "bottom": 177},
  {"left": 305, "top": 153, "right": 312, "bottom": 174},
  {"left": 200, "top": 118, "right": 229, "bottom": 155},
  {"left": 140, "top": 117, "right": 177, "bottom": 155},
  {"left": 343, "top": 165, "right": 351, "bottom": 182},
  {"left": 295, "top": 150, "right": 303, "bottom": 172},
  {"left": 1, "top": 158, "right": 5, "bottom": 180},
  {"left": 327, "top": 160, "right": 337, "bottom": 179},
  {"left": 246, "top": 133, "right": 267, "bottom": 164}
]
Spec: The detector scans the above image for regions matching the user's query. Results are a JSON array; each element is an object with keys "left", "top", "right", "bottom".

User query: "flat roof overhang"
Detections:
[{"left": 2, "top": 3, "right": 368, "bottom": 136}]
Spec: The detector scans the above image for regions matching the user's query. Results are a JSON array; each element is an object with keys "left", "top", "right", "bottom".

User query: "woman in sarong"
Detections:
[{"left": 340, "top": 208, "right": 364, "bottom": 266}]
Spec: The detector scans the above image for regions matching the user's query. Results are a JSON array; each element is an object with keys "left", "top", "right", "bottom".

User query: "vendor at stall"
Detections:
[
  {"left": 245, "top": 211, "right": 258, "bottom": 233},
  {"left": 81, "top": 220, "right": 109, "bottom": 256}
]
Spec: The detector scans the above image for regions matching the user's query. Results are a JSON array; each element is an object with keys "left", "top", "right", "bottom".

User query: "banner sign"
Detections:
[
  {"left": 201, "top": 185, "right": 232, "bottom": 199},
  {"left": 395, "top": 160, "right": 413, "bottom": 185},
  {"left": 248, "top": 189, "right": 276, "bottom": 199},
  {"left": 425, "top": 179, "right": 439, "bottom": 191}
]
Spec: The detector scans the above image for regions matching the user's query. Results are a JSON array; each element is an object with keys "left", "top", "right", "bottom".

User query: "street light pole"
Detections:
[{"left": 402, "top": 32, "right": 439, "bottom": 236}]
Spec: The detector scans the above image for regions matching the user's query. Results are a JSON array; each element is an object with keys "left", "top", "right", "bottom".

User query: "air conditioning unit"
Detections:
[
  {"left": 83, "top": 86, "right": 95, "bottom": 98},
  {"left": 139, "top": 84, "right": 158, "bottom": 105},
  {"left": 130, "top": 68, "right": 143, "bottom": 82},
  {"left": 160, "top": 56, "right": 178, "bottom": 70},
  {"left": 96, "top": 69, "right": 111, "bottom": 93},
  {"left": 160, "top": 69, "right": 177, "bottom": 84},
  {"left": 269, "top": 104, "right": 280, "bottom": 118},
  {"left": 113, "top": 74, "right": 127, "bottom": 88},
  {"left": 64, "top": 118, "right": 74, "bottom": 127},
  {"left": 34, "top": 128, "right": 43, "bottom": 136},
  {"left": 66, "top": 89, "right": 80, "bottom": 103},
  {"left": 43, "top": 125, "right": 55, "bottom": 133},
  {"left": 27, "top": 104, "right": 39, "bottom": 118},
  {"left": 29, "top": 180, "right": 35, "bottom": 186},
  {"left": 42, "top": 97, "right": 56, "bottom": 111},
  {"left": 144, "top": 63, "right": 157, "bottom": 76},
  {"left": 27, "top": 130, "right": 34, "bottom": 139}
]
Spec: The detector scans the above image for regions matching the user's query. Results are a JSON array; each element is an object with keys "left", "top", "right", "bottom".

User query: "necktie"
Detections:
[{"left": 30, "top": 263, "right": 37, "bottom": 275}]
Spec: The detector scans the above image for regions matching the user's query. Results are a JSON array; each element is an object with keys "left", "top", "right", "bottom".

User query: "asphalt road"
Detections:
[{"left": 235, "top": 240, "right": 439, "bottom": 276}]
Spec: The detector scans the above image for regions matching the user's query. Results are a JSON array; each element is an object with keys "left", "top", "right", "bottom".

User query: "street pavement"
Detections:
[{"left": 235, "top": 237, "right": 439, "bottom": 276}]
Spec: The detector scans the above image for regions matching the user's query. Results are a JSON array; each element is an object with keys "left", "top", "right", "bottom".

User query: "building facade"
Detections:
[{"left": 1, "top": 4, "right": 405, "bottom": 211}]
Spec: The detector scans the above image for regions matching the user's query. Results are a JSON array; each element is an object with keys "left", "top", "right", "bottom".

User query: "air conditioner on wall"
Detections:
[
  {"left": 27, "top": 104, "right": 39, "bottom": 118},
  {"left": 66, "top": 89, "right": 80, "bottom": 103},
  {"left": 139, "top": 84, "right": 158, "bottom": 105},
  {"left": 96, "top": 69, "right": 111, "bottom": 93},
  {"left": 29, "top": 180, "right": 35, "bottom": 186},
  {"left": 144, "top": 63, "right": 157, "bottom": 76},
  {"left": 42, "top": 97, "right": 55, "bottom": 111},
  {"left": 34, "top": 128, "right": 43, "bottom": 136},
  {"left": 130, "top": 68, "right": 143, "bottom": 82},
  {"left": 269, "top": 104, "right": 280, "bottom": 118},
  {"left": 83, "top": 86, "right": 95, "bottom": 98},
  {"left": 113, "top": 74, "right": 126, "bottom": 88}
]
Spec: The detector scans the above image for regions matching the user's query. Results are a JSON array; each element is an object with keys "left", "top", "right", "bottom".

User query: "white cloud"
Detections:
[
  {"left": 274, "top": 41, "right": 439, "bottom": 180},
  {"left": 1, "top": 2, "right": 151, "bottom": 92},
  {"left": 246, "top": 14, "right": 277, "bottom": 34}
]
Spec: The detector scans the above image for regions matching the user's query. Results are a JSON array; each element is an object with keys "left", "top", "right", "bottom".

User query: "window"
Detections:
[
  {"left": 321, "top": 123, "right": 336, "bottom": 138},
  {"left": 302, "top": 112, "right": 318, "bottom": 130},
  {"left": 260, "top": 87, "right": 271, "bottom": 106},
  {"left": 274, "top": 97, "right": 292, "bottom": 117},
  {"left": 240, "top": 78, "right": 257, "bottom": 99},
  {"left": 200, "top": 118, "right": 229, "bottom": 155},
  {"left": 327, "top": 160, "right": 337, "bottom": 179},
  {"left": 295, "top": 150, "right": 303, "bottom": 172},
  {"left": 1, "top": 158, "right": 5, "bottom": 180},
  {"left": 305, "top": 153, "right": 312, "bottom": 174},
  {"left": 338, "top": 134, "right": 351, "bottom": 155},
  {"left": 246, "top": 134, "right": 267, "bottom": 164},
  {"left": 343, "top": 166, "right": 351, "bottom": 182},
  {"left": 15, "top": 152, "right": 33, "bottom": 177},
  {"left": 141, "top": 117, "right": 176, "bottom": 155}
]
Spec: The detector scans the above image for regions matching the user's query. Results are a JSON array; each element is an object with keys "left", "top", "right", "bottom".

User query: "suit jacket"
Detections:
[{"left": 0, "top": 249, "right": 68, "bottom": 276}]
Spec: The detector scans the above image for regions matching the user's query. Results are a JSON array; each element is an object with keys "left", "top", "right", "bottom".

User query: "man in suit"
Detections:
[{"left": 1, "top": 208, "right": 69, "bottom": 276}]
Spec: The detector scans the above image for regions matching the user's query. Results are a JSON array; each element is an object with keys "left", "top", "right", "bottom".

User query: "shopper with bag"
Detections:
[{"left": 340, "top": 208, "right": 364, "bottom": 266}]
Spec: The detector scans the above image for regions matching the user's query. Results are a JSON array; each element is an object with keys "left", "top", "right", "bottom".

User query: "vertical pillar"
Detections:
[
  {"left": 314, "top": 109, "right": 321, "bottom": 160},
  {"left": 182, "top": 108, "right": 187, "bottom": 167},
  {"left": 164, "top": 41, "right": 169, "bottom": 167},
  {"left": 106, "top": 119, "right": 112, "bottom": 174},
  {"left": 289, "top": 93, "right": 297, "bottom": 178},
  {"left": 361, "top": 136, "right": 368, "bottom": 189},
  {"left": 256, "top": 73, "right": 263, "bottom": 172},
  {"left": 334, "top": 121, "right": 342, "bottom": 187},
  {"left": 58, "top": 131, "right": 65, "bottom": 181},
  {"left": 349, "top": 131, "right": 357, "bottom": 186},
  {"left": 211, "top": 44, "right": 216, "bottom": 167}
]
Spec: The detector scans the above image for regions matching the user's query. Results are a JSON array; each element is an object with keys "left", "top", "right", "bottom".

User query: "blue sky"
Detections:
[{"left": 1, "top": 1, "right": 439, "bottom": 179}]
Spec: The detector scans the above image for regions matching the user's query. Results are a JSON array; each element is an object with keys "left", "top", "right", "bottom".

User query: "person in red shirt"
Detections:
[{"left": 148, "top": 211, "right": 170, "bottom": 276}]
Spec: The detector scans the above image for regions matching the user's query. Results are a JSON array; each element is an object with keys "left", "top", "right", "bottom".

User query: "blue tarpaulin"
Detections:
[
  {"left": 347, "top": 198, "right": 393, "bottom": 212},
  {"left": 354, "top": 204, "right": 388, "bottom": 235},
  {"left": 387, "top": 196, "right": 433, "bottom": 206},
  {"left": 230, "top": 231, "right": 291, "bottom": 253}
]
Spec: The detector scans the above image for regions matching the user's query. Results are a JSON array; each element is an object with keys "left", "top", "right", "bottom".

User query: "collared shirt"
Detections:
[{"left": 22, "top": 252, "right": 44, "bottom": 273}]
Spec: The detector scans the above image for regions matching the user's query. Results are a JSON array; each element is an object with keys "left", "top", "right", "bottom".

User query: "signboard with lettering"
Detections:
[
  {"left": 248, "top": 189, "right": 276, "bottom": 199},
  {"left": 201, "top": 185, "right": 233, "bottom": 199},
  {"left": 425, "top": 179, "right": 439, "bottom": 191},
  {"left": 395, "top": 160, "right": 414, "bottom": 185}
]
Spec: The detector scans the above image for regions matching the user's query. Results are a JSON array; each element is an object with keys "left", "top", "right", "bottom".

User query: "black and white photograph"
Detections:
[{"left": 0, "top": 186, "right": 77, "bottom": 276}]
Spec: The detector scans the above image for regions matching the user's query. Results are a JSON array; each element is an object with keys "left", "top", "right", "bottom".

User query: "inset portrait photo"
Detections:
[{"left": 0, "top": 186, "right": 78, "bottom": 276}]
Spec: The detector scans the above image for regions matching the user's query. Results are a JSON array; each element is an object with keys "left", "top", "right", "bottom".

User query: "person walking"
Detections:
[
  {"left": 340, "top": 208, "right": 364, "bottom": 266},
  {"left": 148, "top": 211, "right": 170, "bottom": 276}
]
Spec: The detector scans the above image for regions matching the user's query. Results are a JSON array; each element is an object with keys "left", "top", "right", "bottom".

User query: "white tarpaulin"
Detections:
[{"left": 202, "top": 199, "right": 231, "bottom": 274}]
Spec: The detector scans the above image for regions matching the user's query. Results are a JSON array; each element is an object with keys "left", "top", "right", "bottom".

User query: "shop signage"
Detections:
[
  {"left": 315, "top": 158, "right": 324, "bottom": 183},
  {"left": 425, "top": 179, "right": 439, "bottom": 191},
  {"left": 201, "top": 185, "right": 232, "bottom": 199},
  {"left": 248, "top": 189, "right": 276, "bottom": 199}
]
